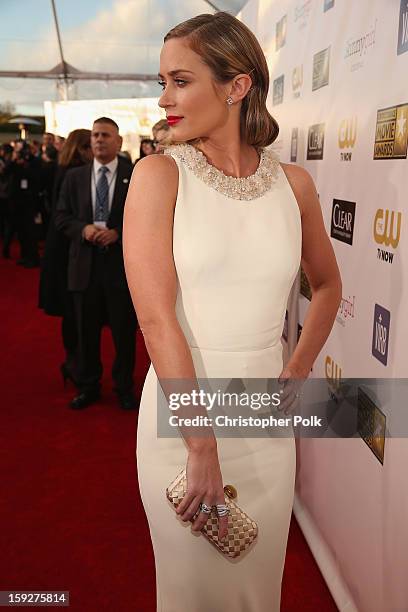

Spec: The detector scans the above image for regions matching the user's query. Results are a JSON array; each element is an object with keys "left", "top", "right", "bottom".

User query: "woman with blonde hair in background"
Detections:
[
  {"left": 152, "top": 118, "right": 168, "bottom": 140},
  {"left": 154, "top": 122, "right": 171, "bottom": 153},
  {"left": 39, "top": 129, "right": 93, "bottom": 386},
  {"left": 124, "top": 12, "right": 341, "bottom": 611}
]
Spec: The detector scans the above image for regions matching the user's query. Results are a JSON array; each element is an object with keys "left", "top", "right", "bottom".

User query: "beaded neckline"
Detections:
[{"left": 164, "top": 143, "right": 280, "bottom": 201}]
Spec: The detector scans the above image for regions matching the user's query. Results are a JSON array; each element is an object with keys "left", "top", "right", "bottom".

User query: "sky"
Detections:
[{"left": 0, "top": 0, "right": 245, "bottom": 115}]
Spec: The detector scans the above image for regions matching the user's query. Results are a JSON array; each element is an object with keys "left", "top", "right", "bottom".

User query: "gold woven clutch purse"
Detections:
[{"left": 166, "top": 468, "right": 258, "bottom": 558}]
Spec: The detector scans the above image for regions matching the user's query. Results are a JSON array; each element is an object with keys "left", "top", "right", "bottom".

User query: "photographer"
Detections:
[
  {"left": 0, "top": 144, "right": 13, "bottom": 258},
  {"left": 9, "top": 142, "right": 40, "bottom": 268}
]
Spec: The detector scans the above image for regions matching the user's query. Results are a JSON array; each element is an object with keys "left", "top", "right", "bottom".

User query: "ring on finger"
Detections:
[
  {"left": 199, "top": 502, "right": 212, "bottom": 514},
  {"left": 215, "top": 504, "right": 230, "bottom": 517}
]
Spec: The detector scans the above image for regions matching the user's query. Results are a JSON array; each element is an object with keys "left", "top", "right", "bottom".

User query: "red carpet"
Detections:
[{"left": 0, "top": 243, "right": 338, "bottom": 611}]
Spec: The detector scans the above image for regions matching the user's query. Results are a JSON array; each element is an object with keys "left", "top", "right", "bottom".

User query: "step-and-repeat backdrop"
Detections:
[{"left": 240, "top": 1, "right": 408, "bottom": 611}]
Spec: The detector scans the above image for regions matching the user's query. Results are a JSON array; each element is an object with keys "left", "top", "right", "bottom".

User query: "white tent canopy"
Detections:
[{"left": 0, "top": 0, "right": 247, "bottom": 115}]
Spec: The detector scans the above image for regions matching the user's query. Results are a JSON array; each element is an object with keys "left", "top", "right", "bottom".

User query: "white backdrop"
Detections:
[{"left": 239, "top": 1, "right": 408, "bottom": 611}]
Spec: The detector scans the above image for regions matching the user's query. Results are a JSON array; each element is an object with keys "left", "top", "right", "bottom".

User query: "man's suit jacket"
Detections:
[{"left": 55, "top": 156, "right": 133, "bottom": 292}]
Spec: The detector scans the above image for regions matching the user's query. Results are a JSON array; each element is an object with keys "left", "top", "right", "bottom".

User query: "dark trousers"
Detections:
[
  {"left": 2, "top": 199, "right": 17, "bottom": 256},
  {"left": 14, "top": 198, "right": 39, "bottom": 262},
  {"left": 72, "top": 249, "right": 137, "bottom": 395}
]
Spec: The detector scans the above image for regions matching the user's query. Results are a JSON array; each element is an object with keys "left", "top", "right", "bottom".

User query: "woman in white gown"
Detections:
[{"left": 123, "top": 12, "right": 342, "bottom": 612}]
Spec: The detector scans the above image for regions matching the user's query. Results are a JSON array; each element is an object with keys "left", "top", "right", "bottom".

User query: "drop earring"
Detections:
[{"left": 226, "top": 96, "right": 233, "bottom": 105}]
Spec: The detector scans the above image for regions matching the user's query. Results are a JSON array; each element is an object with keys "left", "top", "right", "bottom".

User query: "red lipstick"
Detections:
[{"left": 167, "top": 116, "right": 183, "bottom": 126}]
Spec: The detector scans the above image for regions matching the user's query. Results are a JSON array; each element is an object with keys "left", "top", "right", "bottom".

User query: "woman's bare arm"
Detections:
[
  {"left": 281, "top": 163, "right": 342, "bottom": 376},
  {"left": 123, "top": 154, "right": 197, "bottom": 380},
  {"left": 122, "top": 154, "right": 228, "bottom": 538}
]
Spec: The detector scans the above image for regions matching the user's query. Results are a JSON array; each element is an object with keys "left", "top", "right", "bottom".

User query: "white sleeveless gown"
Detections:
[{"left": 136, "top": 143, "right": 302, "bottom": 611}]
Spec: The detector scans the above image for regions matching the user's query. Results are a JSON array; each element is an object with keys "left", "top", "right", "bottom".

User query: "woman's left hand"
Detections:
[
  {"left": 277, "top": 362, "right": 309, "bottom": 416},
  {"left": 278, "top": 362, "right": 310, "bottom": 382}
]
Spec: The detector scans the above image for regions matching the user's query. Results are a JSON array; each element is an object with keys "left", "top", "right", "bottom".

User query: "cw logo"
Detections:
[
  {"left": 373, "top": 209, "right": 402, "bottom": 249},
  {"left": 338, "top": 117, "right": 357, "bottom": 149},
  {"left": 292, "top": 65, "right": 303, "bottom": 91},
  {"left": 325, "top": 356, "right": 342, "bottom": 391}
]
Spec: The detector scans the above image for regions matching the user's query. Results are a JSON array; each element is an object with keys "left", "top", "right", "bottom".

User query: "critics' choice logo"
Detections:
[
  {"left": 273, "top": 75, "right": 284, "bottom": 105},
  {"left": 373, "top": 209, "right": 402, "bottom": 264},
  {"left": 374, "top": 103, "right": 408, "bottom": 159},
  {"left": 324, "top": 0, "right": 335, "bottom": 11},
  {"left": 307, "top": 123, "right": 325, "bottom": 160},
  {"left": 372, "top": 304, "right": 391, "bottom": 366},
  {"left": 338, "top": 117, "right": 357, "bottom": 161},
  {"left": 276, "top": 15, "right": 287, "bottom": 50},
  {"left": 398, "top": 0, "right": 408, "bottom": 55},
  {"left": 291, "top": 128, "right": 298, "bottom": 162},
  {"left": 312, "top": 47, "right": 330, "bottom": 90},
  {"left": 330, "top": 199, "right": 356, "bottom": 245},
  {"left": 292, "top": 64, "right": 303, "bottom": 98}
]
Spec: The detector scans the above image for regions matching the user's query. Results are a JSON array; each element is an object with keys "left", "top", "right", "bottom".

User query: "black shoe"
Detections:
[
  {"left": 69, "top": 390, "right": 100, "bottom": 410},
  {"left": 118, "top": 391, "right": 139, "bottom": 410}
]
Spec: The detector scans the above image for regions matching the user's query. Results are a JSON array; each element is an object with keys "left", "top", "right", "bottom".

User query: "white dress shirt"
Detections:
[{"left": 91, "top": 157, "right": 118, "bottom": 224}]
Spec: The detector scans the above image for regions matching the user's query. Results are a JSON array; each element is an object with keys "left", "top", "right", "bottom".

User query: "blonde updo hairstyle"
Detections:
[{"left": 164, "top": 12, "right": 279, "bottom": 148}]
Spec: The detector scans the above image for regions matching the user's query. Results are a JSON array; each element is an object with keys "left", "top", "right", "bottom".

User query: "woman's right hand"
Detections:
[{"left": 176, "top": 442, "right": 229, "bottom": 542}]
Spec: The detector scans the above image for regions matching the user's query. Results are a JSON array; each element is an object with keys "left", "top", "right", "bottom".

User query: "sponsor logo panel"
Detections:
[
  {"left": 336, "top": 295, "right": 355, "bottom": 327},
  {"left": 276, "top": 15, "right": 287, "bottom": 50},
  {"left": 373, "top": 103, "right": 408, "bottom": 160},
  {"left": 397, "top": 0, "right": 408, "bottom": 55},
  {"left": 374, "top": 209, "right": 402, "bottom": 264},
  {"left": 358, "top": 388, "right": 386, "bottom": 464},
  {"left": 325, "top": 355, "right": 342, "bottom": 401},
  {"left": 330, "top": 199, "right": 356, "bottom": 245},
  {"left": 273, "top": 74, "right": 285, "bottom": 106},
  {"left": 294, "top": 0, "right": 312, "bottom": 29},
  {"left": 300, "top": 268, "right": 312, "bottom": 300},
  {"left": 291, "top": 128, "right": 298, "bottom": 162},
  {"left": 338, "top": 117, "right": 357, "bottom": 161},
  {"left": 312, "top": 47, "right": 330, "bottom": 91},
  {"left": 307, "top": 123, "right": 325, "bottom": 160},
  {"left": 344, "top": 20, "right": 377, "bottom": 72},
  {"left": 371, "top": 304, "right": 391, "bottom": 366},
  {"left": 292, "top": 64, "right": 303, "bottom": 98}
]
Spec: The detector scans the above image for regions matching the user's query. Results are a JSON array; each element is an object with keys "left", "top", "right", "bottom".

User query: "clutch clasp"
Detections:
[{"left": 223, "top": 484, "right": 237, "bottom": 499}]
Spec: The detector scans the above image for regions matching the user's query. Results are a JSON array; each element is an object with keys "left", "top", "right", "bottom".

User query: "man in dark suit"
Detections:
[{"left": 55, "top": 117, "right": 138, "bottom": 410}]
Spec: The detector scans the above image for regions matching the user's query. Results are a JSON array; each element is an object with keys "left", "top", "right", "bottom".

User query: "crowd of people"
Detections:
[
  {"left": 0, "top": 117, "right": 170, "bottom": 410},
  {"left": 0, "top": 119, "right": 170, "bottom": 265},
  {"left": 0, "top": 133, "right": 62, "bottom": 266}
]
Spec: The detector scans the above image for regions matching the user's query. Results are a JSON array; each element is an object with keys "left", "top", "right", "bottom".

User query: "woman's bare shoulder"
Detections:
[
  {"left": 133, "top": 152, "right": 178, "bottom": 181},
  {"left": 129, "top": 153, "right": 179, "bottom": 206},
  {"left": 279, "top": 162, "right": 318, "bottom": 217}
]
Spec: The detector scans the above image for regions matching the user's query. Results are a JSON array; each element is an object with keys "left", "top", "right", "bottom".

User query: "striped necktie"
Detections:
[{"left": 95, "top": 166, "right": 109, "bottom": 222}]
